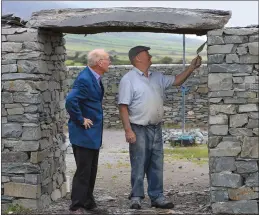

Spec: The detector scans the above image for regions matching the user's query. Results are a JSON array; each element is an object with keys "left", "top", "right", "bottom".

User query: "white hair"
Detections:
[{"left": 87, "top": 49, "right": 106, "bottom": 67}]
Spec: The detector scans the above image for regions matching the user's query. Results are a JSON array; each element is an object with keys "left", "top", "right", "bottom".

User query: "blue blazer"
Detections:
[{"left": 65, "top": 66, "right": 104, "bottom": 150}]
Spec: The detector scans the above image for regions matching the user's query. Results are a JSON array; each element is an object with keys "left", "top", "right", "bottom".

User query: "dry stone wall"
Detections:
[
  {"left": 207, "top": 27, "right": 259, "bottom": 214},
  {"left": 66, "top": 64, "right": 209, "bottom": 129},
  {"left": 1, "top": 25, "right": 68, "bottom": 209}
]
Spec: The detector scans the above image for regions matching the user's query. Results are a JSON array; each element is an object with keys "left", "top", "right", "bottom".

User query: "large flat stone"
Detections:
[
  {"left": 235, "top": 161, "right": 258, "bottom": 173},
  {"left": 2, "top": 123, "right": 22, "bottom": 138},
  {"left": 208, "top": 64, "right": 253, "bottom": 73},
  {"left": 209, "top": 125, "right": 228, "bottom": 135},
  {"left": 4, "top": 182, "right": 41, "bottom": 199},
  {"left": 209, "top": 114, "right": 228, "bottom": 124},
  {"left": 212, "top": 200, "right": 258, "bottom": 214},
  {"left": 230, "top": 114, "right": 248, "bottom": 128},
  {"left": 211, "top": 172, "right": 242, "bottom": 188},
  {"left": 208, "top": 73, "right": 232, "bottom": 91},
  {"left": 241, "top": 137, "right": 259, "bottom": 158},
  {"left": 245, "top": 172, "right": 259, "bottom": 187},
  {"left": 210, "top": 104, "right": 236, "bottom": 115},
  {"left": 210, "top": 141, "right": 241, "bottom": 157},
  {"left": 26, "top": 8, "right": 231, "bottom": 35},
  {"left": 210, "top": 157, "right": 236, "bottom": 172},
  {"left": 2, "top": 163, "right": 40, "bottom": 175},
  {"left": 2, "top": 152, "right": 29, "bottom": 163}
]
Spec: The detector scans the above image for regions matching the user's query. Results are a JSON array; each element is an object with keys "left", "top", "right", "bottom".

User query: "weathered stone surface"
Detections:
[
  {"left": 249, "top": 112, "right": 259, "bottom": 119},
  {"left": 2, "top": 52, "right": 44, "bottom": 60},
  {"left": 229, "top": 128, "right": 253, "bottom": 136},
  {"left": 211, "top": 190, "right": 229, "bottom": 202},
  {"left": 240, "top": 55, "right": 259, "bottom": 63},
  {"left": 253, "top": 128, "right": 258, "bottom": 135},
  {"left": 2, "top": 123, "right": 22, "bottom": 138},
  {"left": 3, "top": 140, "right": 40, "bottom": 152},
  {"left": 208, "top": 136, "right": 222, "bottom": 148},
  {"left": 209, "top": 125, "right": 228, "bottom": 135},
  {"left": 208, "top": 64, "right": 253, "bottom": 73},
  {"left": 241, "top": 137, "right": 259, "bottom": 158},
  {"left": 245, "top": 173, "right": 259, "bottom": 187},
  {"left": 207, "top": 54, "right": 225, "bottom": 64},
  {"left": 235, "top": 161, "right": 258, "bottom": 173},
  {"left": 51, "top": 189, "right": 61, "bottom": 201},
  {"left": 223, "top": 98, "right": 247, "bottom": 104},
  {"left": 210, "top": 104, "right": 236, "bottom": 115},
  {"left": 2, "top": 92, "right": 13, "bottom": 103},
  {"left": 6, "top": 32, "right": 39, "bottom": 42},
  {"left": 22, "top": 126, "right": 42, "bottom": 140},
  {"left": 2, "top": 176, "right": 10, "bottom": 183},
  {"left": 208, "top": 36, "right": 224, "bottom": 45},
  {"left": 13, "top": 92, "right": 42, "bottom": 104},
  {"left": 4, "top": 182, "right": 41, "bottom": 199},
  {"left": 224, "top": 28, "right": 259, "bottom": 35},
  {"left": 247, "top": 119, "right": 258, "bottom": 128},
  {"left": 209, "top": 98, "right": 222, "bottom": 103},
  {"left": 210, "top": 157, "right": 236, "bottom": 172},
  {"left": 17, "top": 60, "right": 49, "bottom": 74},
  {"left": 30, "top": 149, "right": 49, "bottom": 163},
  {"left": 11, "top": 176, "right": 25, "bottom": 183},
  {"left": 7, "top": 107, "right": 25, "bottom": 115},
  {"left": 208, "top": 73, "right": 232, "bottom": 91},
  {"left": 2, "top": 152, "right": 29, "bottom": 163},
  {"left": 212, "top": 200, "right": 258, "bottom": 214},
  {"left": 2, "top": 163, "right": 40, "bottom": 175},
  {"left": 208, "top": 44, "right": 234, "bottom": 54},
  {"left": 230, "top": 114, "right": 248, "bottom": 128},
  {"left": 233, "top": 77, "right": 243, "bottom": 84},
  {"left": 25, "top": 174, "right": 41, "bottom": 185},
  {"left": 211, "top": 172, "right": 242, "bottom": 188},
  {"left": 228, "top": 186, "right": 258, "bottom": 200},
  {"left": 226, "top": 54, "right": 239, "bottom": 63},
  {"left": 210, "top": 141, "right": 241, "bottom": 157},
  {"left": 26, "top": 8, "right": 231, "bottom": 35},
  {"left": 239, "top": 104, "right": 258, "bottom": 112},
  {"left": 1, "top": 64, "right": 17, "bottom": 73},
  {"left": 23, "top": 42, "right": 44, "bottom": 51},
  {"left": 237, "top": 46, "right": 248, "bottom": 55},
  {"left": 224, "top": 35, "right": 248, "bottom": 44},
  {"left": 2, "top": 73, "right": 44, "bottom": 81},
  {"left": 209, "top": 114, "right": 228, "bottom": 124},
  {"left": 236, "top": 91, "right": 257, "bottom": 98},
  {"left": 208, "top": 90, "right": 234, "bottom": 97},
  {"left": 2, "top": 42, "right": 23, "bottom": 52},
  {"left": 248, "top": 42, "right": 259, "bottom": 55},
  {"left": 249, "top": 35, "right": 259, "bottom": 42}
]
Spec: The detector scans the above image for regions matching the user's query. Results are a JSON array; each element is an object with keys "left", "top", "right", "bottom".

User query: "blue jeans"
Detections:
[{"left": 129, "top": 123, "right": 164, "bottom": 201}]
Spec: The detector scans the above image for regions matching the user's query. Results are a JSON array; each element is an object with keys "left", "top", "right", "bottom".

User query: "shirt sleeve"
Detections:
[
  {"left": 118, "top": 78, "right": 133, "bottom": 105},
  {"left": 162, "top": 74, "right": 176, "bottom": 90},
  {"left": 65, "top": 78, "right": 88, "bottom": 125}
]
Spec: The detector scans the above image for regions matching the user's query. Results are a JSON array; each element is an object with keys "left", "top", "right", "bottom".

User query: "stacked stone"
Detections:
[
  {"left": 1, "top": 25, "right": 68, "bottom": 209},
  {"left": 66, "top": 64, "right": 209, "bottom": 128},
  {"left": 207, "top": 27, "right": 259, "bottom": 214}
]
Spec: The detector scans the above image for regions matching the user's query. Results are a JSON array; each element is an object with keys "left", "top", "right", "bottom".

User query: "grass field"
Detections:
[{"left": 64, "top": 32, "right": 207, "bottom": 65}]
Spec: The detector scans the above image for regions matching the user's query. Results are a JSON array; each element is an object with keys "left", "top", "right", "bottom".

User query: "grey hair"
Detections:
[{"left": 87, "top": 49, "right": 106, "bottom": 67}]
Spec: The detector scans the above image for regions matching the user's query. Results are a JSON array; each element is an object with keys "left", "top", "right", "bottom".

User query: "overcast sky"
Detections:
[{"left": 64, "top": 1, "right": 258, "bottom": 27}]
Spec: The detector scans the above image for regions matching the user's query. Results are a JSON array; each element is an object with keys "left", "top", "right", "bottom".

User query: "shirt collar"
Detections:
[
  {"left": 132, "top": 66, "right": 152, "bottom": 76},
  {"left": 88, "top": 66, "right": 101, "bottom": 80}
]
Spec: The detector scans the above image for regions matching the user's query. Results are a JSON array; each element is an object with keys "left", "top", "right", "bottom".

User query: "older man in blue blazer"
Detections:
[{"left": 65, "top": 49, "right": 111, "bottom": 213}]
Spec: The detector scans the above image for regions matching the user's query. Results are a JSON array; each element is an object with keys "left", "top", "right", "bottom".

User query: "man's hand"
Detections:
[
  {"left": 125, "top": 129, "right": 136, "bottom": 144},
  {"left": 190, "top": 56, "right": 202, "bottom": 69},
  {"left": 83, "top": 118, "right": 93, "bottom": 129}
]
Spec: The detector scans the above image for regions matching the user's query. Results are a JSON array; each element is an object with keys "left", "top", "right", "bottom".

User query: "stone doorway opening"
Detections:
[{"left": 2, "top": 7, "right": 258, "bottom": 214}]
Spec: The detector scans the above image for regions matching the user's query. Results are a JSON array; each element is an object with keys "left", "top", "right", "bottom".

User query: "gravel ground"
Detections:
[{"left": 31, "top": 129, "right": 212, "bottom": 215}]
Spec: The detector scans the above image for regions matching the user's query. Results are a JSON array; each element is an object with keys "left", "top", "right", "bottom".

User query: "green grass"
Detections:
[
  {"left": 4, "top": 204, "right": 31, "bottom": 214},
  {"left": 164, "top": 145, "right": 208, "bottom": 159}
]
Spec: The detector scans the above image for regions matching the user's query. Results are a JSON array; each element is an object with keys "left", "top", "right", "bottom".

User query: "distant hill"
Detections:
[{"left": 65, "top": 32, "right": 207, "bottom": 65}]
